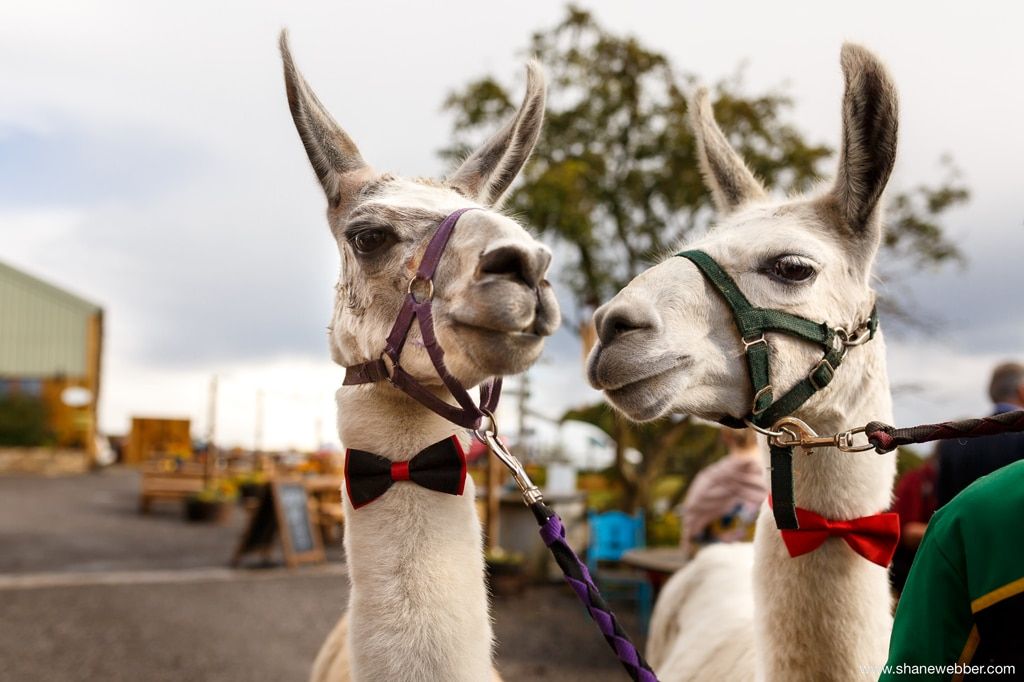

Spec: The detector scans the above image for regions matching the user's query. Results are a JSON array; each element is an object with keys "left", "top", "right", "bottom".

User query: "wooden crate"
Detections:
[{"left": 125, "top": 417, "right": 192, "bottom": 464}]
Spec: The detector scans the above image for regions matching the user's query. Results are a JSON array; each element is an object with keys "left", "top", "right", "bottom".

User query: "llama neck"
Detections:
[
  {"left": 753, "top": 334, "right": 897, "bottom": 681},
  {"left": 337, "top": 384, "right": 492, "bottom": 682}
]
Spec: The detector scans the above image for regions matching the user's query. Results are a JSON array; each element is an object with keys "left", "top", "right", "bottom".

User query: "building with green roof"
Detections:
[{"left": 0, "top": 259, "right": 103, "bottom": 455}]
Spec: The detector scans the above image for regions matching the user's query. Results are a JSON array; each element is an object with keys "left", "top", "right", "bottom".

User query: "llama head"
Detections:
[
  {"left": 280, "top": 32, "right": 560, "bottom": 389},
  {"left": 588, "top": 44, "right": 898, "bottom": 422}
]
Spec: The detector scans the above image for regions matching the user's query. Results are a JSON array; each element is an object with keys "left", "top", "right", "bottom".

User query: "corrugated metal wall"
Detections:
[{"left": 0, "top": 261, "right": 100, "bottom": 378}]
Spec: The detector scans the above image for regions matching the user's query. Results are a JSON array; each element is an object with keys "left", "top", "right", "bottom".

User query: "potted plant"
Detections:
[
  {"left": 185, "top": 480, "right": 238, "bottom": 523},
  {"left": 234, "top": 471, "right": 268, "bottom": 502},
  {"left": 485, "top": 547, "right": 526, "bottom": 596}
]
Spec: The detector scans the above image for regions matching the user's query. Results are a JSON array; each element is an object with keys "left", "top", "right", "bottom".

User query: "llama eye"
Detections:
[
  {"left": 771, "top": 255, "right": 817, "bottom": 283},
  {"left": 350, "top": 229, "right": 391, "bottom": 255}
]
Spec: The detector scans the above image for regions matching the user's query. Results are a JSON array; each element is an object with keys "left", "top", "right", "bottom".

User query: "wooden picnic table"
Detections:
[
  {"left": 621, "top": 547, "right": 689, "bottom": 592},
  {"left": 302, "top": 475, "right": 345, "bottom": 542},
  {"left": 138, "top": 462, "right": 209, "bottom": 513}
]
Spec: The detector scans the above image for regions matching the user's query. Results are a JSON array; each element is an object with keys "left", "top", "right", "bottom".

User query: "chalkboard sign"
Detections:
[
  {"left": 232, "top": 480, "right": 325, "bottom": 568},
  {"left": 274, "top": 481, "right": 318, "bottom": 562}
]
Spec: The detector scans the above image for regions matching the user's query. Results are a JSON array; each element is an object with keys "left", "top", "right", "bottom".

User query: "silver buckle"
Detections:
[
  {"left": 743, "top": 334, "right": 767, "bottom": 350},
  {"left": 378, "top": 352, "right": 397, "bottom": 382},
  {"left": 751, "top": 385, "right": 773, "bottom": 415},
  {"left": 808, "top": 358, "right": 834, "bottom": 390}
]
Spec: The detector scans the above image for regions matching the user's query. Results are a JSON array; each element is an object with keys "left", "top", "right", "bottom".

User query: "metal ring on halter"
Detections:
[
  {"left": 378, "top": 352, "right": 396, "bottom": 381},
  {"left": 474, "top": 407, "right": 499, "bottom": 442},
  {"left": 407, "top": 275, "right": 434, "bottom": 303},
  {"left": 744, "top": 418, "right": 786, "bottom": 438},
  {"left": 842, "top": 326, "right": 873, "bottom": 348},
  {"left": 751, "top": 385, "right": 773, "bottom": 415},
  {"left": 833, "top": 329, "right": 849, "bottom": 353}
]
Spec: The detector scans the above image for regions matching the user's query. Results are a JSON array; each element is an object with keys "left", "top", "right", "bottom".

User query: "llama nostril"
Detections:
[
  {"left": 597, "top": 305, "right": 657, "bottom": 346},
  {"left": 479, "top": 245, "right": 545, "bottom": 288}
]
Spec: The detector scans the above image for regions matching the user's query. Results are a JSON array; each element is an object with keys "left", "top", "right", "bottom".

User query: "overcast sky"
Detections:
[{"left": 2, "top": 1, "right": 1022, "bottom": 451}]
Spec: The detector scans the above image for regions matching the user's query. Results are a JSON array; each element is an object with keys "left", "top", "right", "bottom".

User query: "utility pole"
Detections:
[
  {"left": 204, "top": 375, "right": 218, "bottom": 488},
  {"left": 484, "top": 372, "right": 532, "bottom": 552},
  {"left": 254, "top": 389, "right": 264, "bottom": 455},
  {"left": 580, "top": 315, "right": 598, "bottom": 363},
  {"left": 517, "top": 371, "right": 530, "bottom": 457}
]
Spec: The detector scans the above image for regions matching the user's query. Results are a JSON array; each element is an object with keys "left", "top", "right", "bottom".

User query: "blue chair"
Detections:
[{"left": 586, "top": 510, "right": 654, "bottom": 633}]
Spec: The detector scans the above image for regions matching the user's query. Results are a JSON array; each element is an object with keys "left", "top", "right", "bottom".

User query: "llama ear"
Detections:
[
  {"left": 828, "top": 43, "right": 899, "bottom": 235},
  {"left": 689, "top": 87, "right": 767, "bottom": 215},
  {"left": 280, "top": 30, "right": 368, "bottom": 206},
  {"left": 447, "top": 61, "right": 546, "bottom": 207}
]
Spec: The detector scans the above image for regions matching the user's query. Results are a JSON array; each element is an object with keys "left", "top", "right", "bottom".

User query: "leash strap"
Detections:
[
  {"left": 532, "top": 502, "right": 658, "bottom": 682},
  {"left": 480, "top": 431, "right": 658, "bottom": 681},
  {"left": 769, "top": 443, "right": 798, "bottom": 530},
  {"left": 865, "top": 410, "right": 1024, "bottom": 454},
  {"left": 343, "top": 208, "right": 501, "bottom": 429}
]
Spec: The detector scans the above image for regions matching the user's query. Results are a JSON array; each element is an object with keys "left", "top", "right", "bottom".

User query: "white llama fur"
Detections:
[
  {"left": 588, "top": 44, "right": 900, "bottom": 681},
  {"left": 279, "top": 32, "right": 558, "bottom": 682}
]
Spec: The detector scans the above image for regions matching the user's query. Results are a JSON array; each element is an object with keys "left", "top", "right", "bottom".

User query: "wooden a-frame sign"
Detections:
[{"left": 232, "top": 480, "right": 325, "bottom": 568}]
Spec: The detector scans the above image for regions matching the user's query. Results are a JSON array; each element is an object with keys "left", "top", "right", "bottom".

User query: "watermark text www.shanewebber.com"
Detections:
[{"left": 863, "top": 663, "right": 1017, "bottom": 676}]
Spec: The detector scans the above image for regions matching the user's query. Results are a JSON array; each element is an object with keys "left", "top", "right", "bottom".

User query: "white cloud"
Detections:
[
  {"left": 886, "top": 340, "right": 1012, "bottom": 429},
  {"left": 2, "top": 1, "right": 1022, "bottom": 451},
  {"left": 101, "top": 357, "right": 343, "bottom": 451}
]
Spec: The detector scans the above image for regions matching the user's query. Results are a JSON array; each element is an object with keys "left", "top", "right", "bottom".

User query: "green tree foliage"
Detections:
[
  {"left": 562, "top": 404, "right": 724, "bottom": 513},
  {"left": 0, "top": 394, "right": 53, "bottom": 447},
  {"left": 444, "top": 6, "right": 967, "bottom": 315},
  {"left": 444, "top": 6, "right": 969, "bottom": 512}
]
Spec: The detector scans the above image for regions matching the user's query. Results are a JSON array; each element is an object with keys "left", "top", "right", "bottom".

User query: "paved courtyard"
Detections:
[{"left": 0, "top": 469, "right": 644, "bottom": 681}]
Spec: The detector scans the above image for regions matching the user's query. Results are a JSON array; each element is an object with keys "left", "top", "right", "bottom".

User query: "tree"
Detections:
[
  {"left": 561, "top": 404, "right": 725, "bottom": 514},
  {"left": 0, "top": 394, "right": 53, "bottom": 447},
  {"left": 443, "top": 6, "right": 969, "bottom": 512}
]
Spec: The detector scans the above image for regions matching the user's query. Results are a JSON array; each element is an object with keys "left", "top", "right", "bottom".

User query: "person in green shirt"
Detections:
[{"left": 881, "top": 459, "right": 1024, "bottom": 680}]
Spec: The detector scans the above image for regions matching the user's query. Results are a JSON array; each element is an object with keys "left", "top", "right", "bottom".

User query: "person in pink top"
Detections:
[{"left": 679, "top": 428, "right": 768, "bottom": 557}]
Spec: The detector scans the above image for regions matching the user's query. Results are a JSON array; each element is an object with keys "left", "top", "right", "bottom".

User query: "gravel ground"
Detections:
[{"left": 0, "top": 469, "right": 644, "bottom": 681}]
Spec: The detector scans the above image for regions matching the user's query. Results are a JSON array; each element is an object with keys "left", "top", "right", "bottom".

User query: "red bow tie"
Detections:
[
  {"left": 770, "top": 499, "right": 901, "bottom": 567},
  {"left": 345, "top": 436, "right": 467, "bottom": 509}
]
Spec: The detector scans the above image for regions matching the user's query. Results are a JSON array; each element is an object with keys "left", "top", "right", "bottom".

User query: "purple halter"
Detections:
[{"left": 342, "top": 207, "right": 502, "bottom": 429}]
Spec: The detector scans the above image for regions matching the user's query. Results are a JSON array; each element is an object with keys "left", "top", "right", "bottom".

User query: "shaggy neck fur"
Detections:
[
  {"left": 338, "top": 383, "right": 492, "bottom": 682},
  {"left": 752, "top": 331, "right": 896, "bottom": 681}
]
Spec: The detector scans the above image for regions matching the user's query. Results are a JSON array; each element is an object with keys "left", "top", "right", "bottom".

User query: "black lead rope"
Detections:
[
  {"left": 865, "top": 410, "right": 1024, "bottom": 453},
  {"left": 769, "top": 444, "right": 798, "bottom": 529}
]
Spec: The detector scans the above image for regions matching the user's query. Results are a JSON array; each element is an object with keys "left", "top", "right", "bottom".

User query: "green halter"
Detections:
[{"left": 676, "top": 249, "right": 879, "bottom": 529}]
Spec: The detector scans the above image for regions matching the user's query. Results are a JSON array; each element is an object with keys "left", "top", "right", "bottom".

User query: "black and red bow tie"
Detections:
[{"left": 344, "top": 436, "right": 467, "bottom": 509}]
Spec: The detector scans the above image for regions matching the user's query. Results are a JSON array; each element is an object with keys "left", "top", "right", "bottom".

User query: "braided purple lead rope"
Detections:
[
  {"left": 538, "top": 511, "right": 658, "bottom": 682},
  {"left": 865, "top": 410, "right": 1024, "bottom": 454}
]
